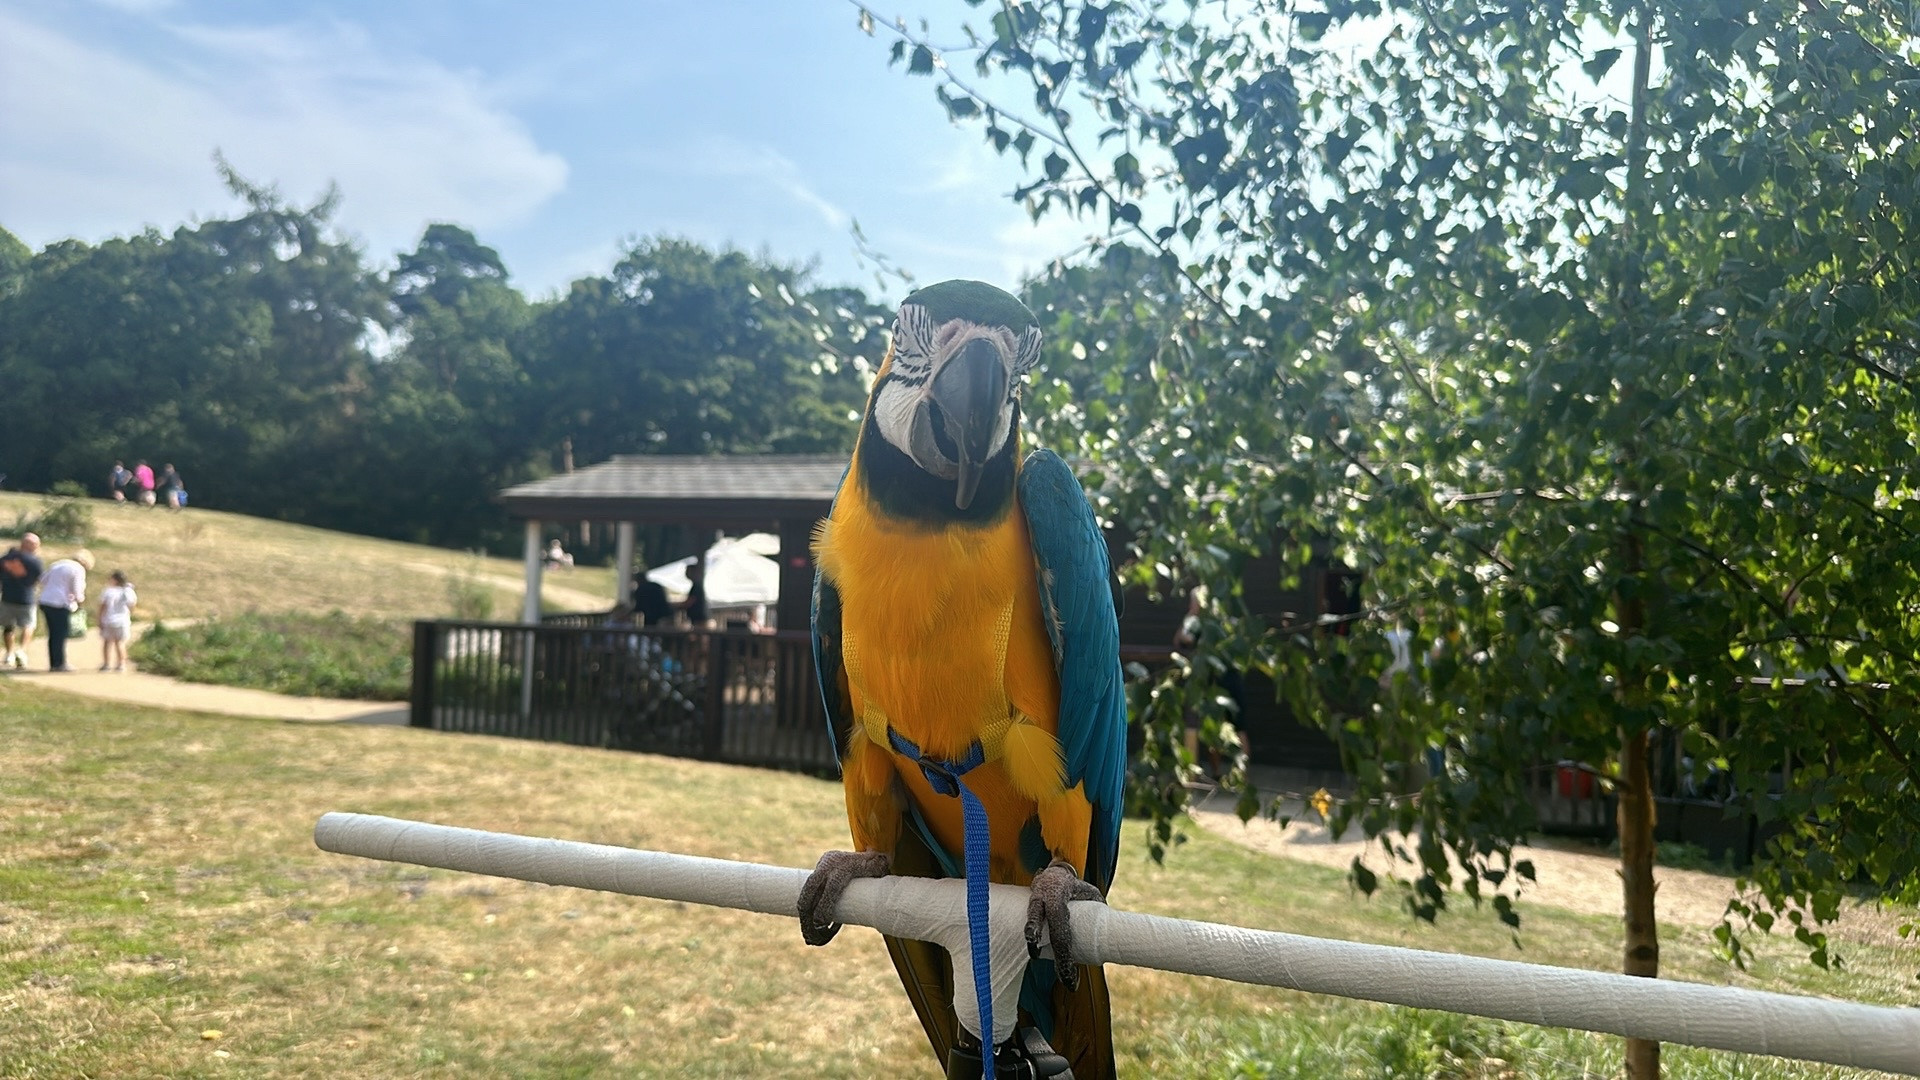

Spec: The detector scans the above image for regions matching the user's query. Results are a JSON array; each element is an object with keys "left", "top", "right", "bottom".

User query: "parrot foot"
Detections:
[
  {"left": 796, "top": 849, "right": 890, "bottom": 946},
  {"left": 1024, "top": 859, "right": 1104, "bottom": 991},
  {"left": 945, "top": 1025, "right": 1074, "bottom": 1079}
]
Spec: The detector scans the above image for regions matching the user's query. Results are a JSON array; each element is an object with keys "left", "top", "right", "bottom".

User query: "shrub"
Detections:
[
  {"left": 9, "top": 484, "right": 97, "bottom": 544},
  {"left": 444, "top": 553, "right": 495, "bottom": 621},
  {"left": 131, "top": 611, "right": 410, "bottom": 700}
]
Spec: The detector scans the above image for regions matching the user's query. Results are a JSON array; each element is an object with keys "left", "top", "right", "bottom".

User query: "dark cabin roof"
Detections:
[{"left": 496, "top": 454, "right": 847, "bottom": 527}]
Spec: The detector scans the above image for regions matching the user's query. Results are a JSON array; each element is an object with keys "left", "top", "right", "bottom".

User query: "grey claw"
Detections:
[
  {"left": 1025, "top": 859, "right": 1103, "bottom": 990},
  {"left": 797, "top": 850, "right": 889, "bottom": 946}
]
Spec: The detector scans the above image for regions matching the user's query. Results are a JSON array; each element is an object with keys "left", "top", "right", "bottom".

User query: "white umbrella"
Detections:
[{"left": 646, "top": 536, "right": 780, "bottom": 606}]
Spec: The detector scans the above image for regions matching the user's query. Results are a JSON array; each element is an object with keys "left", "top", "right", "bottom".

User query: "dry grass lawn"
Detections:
[
  {"left": 0, "top": 492, "right": 616, "bottom": 623},
  {"left": 4, "top": 682, "right": 1914, "bottom": 1079}
]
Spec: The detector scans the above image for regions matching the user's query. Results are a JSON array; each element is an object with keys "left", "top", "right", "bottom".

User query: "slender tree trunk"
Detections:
[
  {"left": 1616, "top": 12, "right": 1662, "bottom": 1076},
  {"left": 1618, "top": 724, "right": 1661, "bottom": 1079},
  {"left": 1615, "top": 534, "right": 1661, "bottom": 1080}
]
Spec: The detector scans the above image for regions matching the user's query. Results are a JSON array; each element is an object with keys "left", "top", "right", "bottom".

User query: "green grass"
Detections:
[
  {"left": 0, "top": 491, "right": 616, "bottom": 623},
  {"left": 130, "top": 612, "right": 412, "bottom": 700},
  {"left": 2, "top": 683, "right": 1912, "bottom": 1079},
  {"left": 0, "top": 489, "right": 626, "bottom": 701}
]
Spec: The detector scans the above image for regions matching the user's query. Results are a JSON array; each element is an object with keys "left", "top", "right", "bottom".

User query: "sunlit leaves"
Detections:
[{"left": 875, "top": 0, "right": 1920, "bottom": 971}]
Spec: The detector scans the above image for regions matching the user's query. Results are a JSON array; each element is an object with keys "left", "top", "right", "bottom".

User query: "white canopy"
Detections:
[{"left": 646, "top": 534, "right": 780, "bottom": 605}]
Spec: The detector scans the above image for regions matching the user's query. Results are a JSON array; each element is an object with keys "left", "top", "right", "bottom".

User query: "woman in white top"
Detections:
[
  {"left": 35, "top": 549, "right": 92, "bottom": 672},
  {"left": 96, "top": 570, "right": 137, "bottom": 672}
]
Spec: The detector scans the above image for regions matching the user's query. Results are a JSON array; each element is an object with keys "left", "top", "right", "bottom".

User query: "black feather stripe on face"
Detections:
[{"left": 886, "top": 303, "right": 939, "bottom": 388}]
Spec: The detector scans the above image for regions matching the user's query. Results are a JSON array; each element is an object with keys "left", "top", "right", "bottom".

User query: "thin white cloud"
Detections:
[
  {"left": 636, "top": 137, "right": 852, "bottom": 231},
  {"left": 0, "top": 8, "right": 567, "bottom": 259},
  {"left": 83, "top": 0, "right": 175, "bottom": 13}
]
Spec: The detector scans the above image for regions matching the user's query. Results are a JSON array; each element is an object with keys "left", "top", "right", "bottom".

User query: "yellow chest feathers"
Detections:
[{"left": 814, "top": 480, "right": 1059, "bottom": 760}]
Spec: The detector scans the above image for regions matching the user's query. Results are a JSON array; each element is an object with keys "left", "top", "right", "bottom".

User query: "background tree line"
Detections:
[{"left": 0, "top": 165, "right": 884, "bottom": 552}]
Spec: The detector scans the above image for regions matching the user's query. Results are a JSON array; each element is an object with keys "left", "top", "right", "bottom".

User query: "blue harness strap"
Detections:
[{"left": 887, "top": 727, "right": 997, "bottom": 1080}]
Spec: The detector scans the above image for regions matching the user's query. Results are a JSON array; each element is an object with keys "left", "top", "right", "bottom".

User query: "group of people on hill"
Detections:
[
  {"left": 107, "top": 460, "right": 187, "bottom": 509},
  {"left": 0, "top": 532, "right": 138, "bottom": 673}
]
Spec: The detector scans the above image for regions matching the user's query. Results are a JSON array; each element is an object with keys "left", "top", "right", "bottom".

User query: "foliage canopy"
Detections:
[
  {"left": 867, "top": 0, "right": 1920, "bottom": 1033},
  {"left": 0, "top": 173, "right": 883, "bottom": 552}
]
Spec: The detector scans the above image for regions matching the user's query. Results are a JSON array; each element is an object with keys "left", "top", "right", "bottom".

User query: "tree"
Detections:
[
  {"left": 0, "top": 167, "right": 388, "bottom": 522},
  {"left": 0, "top": 226, "right": 30, "bottom": 300},
  {"left": 2, "top": 186, "right": 896, "bottom": 551},
  {"left": 334, "top": 224, "right": 540, "bottom": 548},
  {"left": 390, "top": 222, "right": 512, "bottom": 320},
  {"left": 869, "top": 3, "right": 1920, "bottom": 1075},
  {"left": 522, "top": 238, "right": 876, "bottom": 464}
]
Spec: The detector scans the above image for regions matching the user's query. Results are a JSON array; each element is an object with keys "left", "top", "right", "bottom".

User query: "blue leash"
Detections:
[{"left": 888, "top": 728, "right": 997, "bottom": 1080}]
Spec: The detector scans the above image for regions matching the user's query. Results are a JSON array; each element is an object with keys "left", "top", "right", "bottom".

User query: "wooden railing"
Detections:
[{"left": 410, "top": 621, "right": 834, "bottom": 774}]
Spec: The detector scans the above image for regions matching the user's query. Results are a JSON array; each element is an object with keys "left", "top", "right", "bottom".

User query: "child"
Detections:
[{"left": 96, "top": 571, "right": 137, "bottom": 672}]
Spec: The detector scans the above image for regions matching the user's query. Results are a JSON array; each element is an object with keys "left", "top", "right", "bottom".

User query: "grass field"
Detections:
[
  {"left": 0, "top": 491, "right": 616, "bottom": 623},
  {"left": 4, "top": 682, "right": 1913, "bottom": 1079}
]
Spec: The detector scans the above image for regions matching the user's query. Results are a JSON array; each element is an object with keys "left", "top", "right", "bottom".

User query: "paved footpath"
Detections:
[{"left": 1, "top": 619, "right": 406, "bottom": 725}]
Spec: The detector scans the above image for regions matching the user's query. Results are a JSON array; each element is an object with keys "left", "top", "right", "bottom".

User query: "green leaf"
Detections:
[
  {"left": 1582, "top": 48, "right": 1622, "bottom": 81},
  {"left": 1351, "top": 859, "right": 1378, "bottom": 896}
]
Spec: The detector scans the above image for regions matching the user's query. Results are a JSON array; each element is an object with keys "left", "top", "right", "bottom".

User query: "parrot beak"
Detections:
[{"left": 929, "top": 337, "right": 1010, "bottom": 510}]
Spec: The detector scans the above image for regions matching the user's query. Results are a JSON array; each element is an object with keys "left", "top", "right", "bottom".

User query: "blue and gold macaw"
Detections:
[{"left": 798, "top": 280, "right": 1126, "bottom": 1079}]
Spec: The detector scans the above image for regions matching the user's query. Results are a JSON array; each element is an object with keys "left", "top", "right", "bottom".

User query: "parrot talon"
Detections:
[
  {"left": 796, "top": 849, "right": 890, "bottom": 947},
  {"left": 944, "top": 1026, "right": 1074, "bottom": 1080},
  {"left": 1024, "top": 859, "right": 1104, "bottom": 992}
]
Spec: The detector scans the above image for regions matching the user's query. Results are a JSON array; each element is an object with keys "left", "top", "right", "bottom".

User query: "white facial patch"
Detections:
[
  {"left": 872, "top": 376, "right": 922, "bottom": 458},
  {"left": 872, "top": 305, "right": 1040, "bottom": 467}
]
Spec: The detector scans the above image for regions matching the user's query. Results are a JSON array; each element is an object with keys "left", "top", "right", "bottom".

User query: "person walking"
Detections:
[
  {"left": 96, "top": 570, "right": 137, "bottom": 672},
  {"left": 36, "top": 549, "right": 93, "bottom": 672},
  {"left": 0, "top": 532, "right": 43, "bottom": 668},
  {"left": 133, "top": 461, "right": 156, "bottom": 507}
]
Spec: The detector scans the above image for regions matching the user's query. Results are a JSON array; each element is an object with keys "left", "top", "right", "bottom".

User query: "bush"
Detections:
[
  {"left": 131, "top": 612, "right": 410, "bottom": 700},
  {"left": 9, "top": 483, "right": 98, "bottom": 544},
  {"left": 444, "top": 553, "right": 495, "bottom": 620}
]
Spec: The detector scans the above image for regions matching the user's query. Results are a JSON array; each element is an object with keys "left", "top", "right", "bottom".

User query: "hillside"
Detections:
[{"left": 0, "top": 492, "right": 615, "bottom": 622}]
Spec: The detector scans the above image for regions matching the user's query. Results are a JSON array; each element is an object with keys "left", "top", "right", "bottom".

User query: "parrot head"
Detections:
[{"left": 865, "top": 279, "right": 1042, "bottom": 517}]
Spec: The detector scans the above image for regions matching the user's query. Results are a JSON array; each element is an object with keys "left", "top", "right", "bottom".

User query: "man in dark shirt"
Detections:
[
  {"left": 158, "top": 463, "right": 185, "bottom": 511},
  {"left": 682, "top": 559, "right": 709, "bottom": 628},
  {"left": 630, "top": 565, "right": 675, "bottom": 627},
  {"left": 1, "top": 532, "right": 45, "bottom": 668}
]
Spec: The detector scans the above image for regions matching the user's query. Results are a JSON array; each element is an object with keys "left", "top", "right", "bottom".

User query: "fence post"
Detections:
[
  {"left": 704, "top": 634, "right": 727, "bottom": 760},
  {"left": 410, "top": 621, "right": 438, "bottom": 728}
]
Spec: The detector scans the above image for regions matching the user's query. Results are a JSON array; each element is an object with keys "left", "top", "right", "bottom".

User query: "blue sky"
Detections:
[{"left": 0, "top": 0, "right": 1101, "bottom": 300}]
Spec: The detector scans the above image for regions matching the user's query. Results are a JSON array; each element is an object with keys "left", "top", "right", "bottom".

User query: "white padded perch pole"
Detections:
[{"left": 315, "top": 812, "right": 1920, "bottom": 1075}]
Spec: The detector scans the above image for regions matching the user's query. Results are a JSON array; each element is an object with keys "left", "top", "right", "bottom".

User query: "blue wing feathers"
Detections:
[
  {"left": 812, "top": 570, "right": 855, "bottom": 766},
  {"left": 1018, "top": 450, "right": 1127, "bottom": 891},
  {"left": 812, "top": 463, "right": 856, "bottom": 767}
]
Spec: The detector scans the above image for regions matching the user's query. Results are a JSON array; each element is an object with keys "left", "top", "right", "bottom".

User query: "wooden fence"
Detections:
[{"left": 409, "top": 620, "right": 834, "bottom": 773}]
